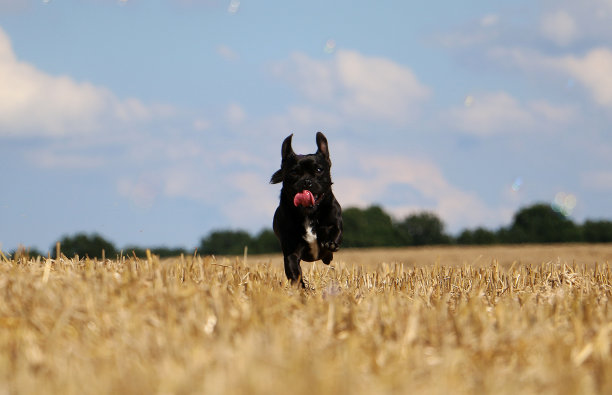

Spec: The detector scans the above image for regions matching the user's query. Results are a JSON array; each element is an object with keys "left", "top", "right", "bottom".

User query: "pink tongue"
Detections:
[{"left": 293, "top": 190, "right": 315, "bottom": 207}]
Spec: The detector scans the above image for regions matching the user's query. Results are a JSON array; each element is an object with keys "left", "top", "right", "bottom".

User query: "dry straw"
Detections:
[{"left": 0, "top": 246, "right": 610, "bottom": 394}]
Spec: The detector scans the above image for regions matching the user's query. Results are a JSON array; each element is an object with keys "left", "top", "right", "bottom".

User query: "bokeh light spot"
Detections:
[
  {"left": 551, "top": 192, "right": 577, "bottom": 217},
  {"left": 228, "top": 0, "right": 240, "bottom": 14},
  {"left": 324, "top": 39, "right": 336, "bottom": 54},
  {"left": 511, "top": 177, "right": 523, "bottom": 192}
]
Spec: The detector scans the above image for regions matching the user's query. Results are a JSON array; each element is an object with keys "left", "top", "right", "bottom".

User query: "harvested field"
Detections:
[{"left": 0, "top": 244, "right": 611, "bottom": 394}]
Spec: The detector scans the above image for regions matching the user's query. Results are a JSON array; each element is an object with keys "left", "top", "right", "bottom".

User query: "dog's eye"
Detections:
[{"left": 316, "top": 166, "right": 323, "bottom": 173}]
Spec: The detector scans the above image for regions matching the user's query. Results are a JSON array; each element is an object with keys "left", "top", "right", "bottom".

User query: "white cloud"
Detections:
[
  {"left": 27, "top": 151, "right": 107, "bottom": 169},
  {"left": 216, "top": 45, "right": 240, "bottom": 61},
  {"left": 226, "top": 102, "right": 246, "bottom": 125},
  {"left": 117, "top": 164, "right": 278, "bottom": 231},
  {"left": 481, "top": 14, "right": 499, "bottom": 27},
  {"left": 490, "top": 46, "right": 612, "bottom": 109},
  {"left": 437, "top": 30, "right": 496, "bottom": 49},
  {"left": 118, "top": 165, "right": 209, "bottom": 208},
  {"left": 540, "top": 10, "right": 579, "bottom": 46},
  {"left": 117, "top": 177, "right": 159, "bottom": 209},
  {"left": 161, "top": 166, "right": 207, "bottom": 199},
  {"left": 223, "top": 172, "right": 278, "bottom": 227},
  {"left": 113, "top": 133, "right": 272, "bottom": 209},
  {"left": 443, "top": 3, "right": 612, "bottom": 110},
  {"left": 542, "top": 1, "right": 612, "bottom": 43},
  {"left": 335, "top": 51, "right": 431, "bottom": 121},
  {"left": 448, "top": 92, "right": 532, "bottom": 135},
  {"left": 446, "top": 91, "right": 575, "bottom": 135},
  {"left": 528, "top": 100, "right": 576, "bottom": 123},
  {"left": 273, "top": 50, "right": 431, "bottom": 125},
  {"left": 333, "top": 154, "right": 506, "bottom": 231},
  {"left": 0, "top": 27, "right": 166, "bottom": 138},
  {"left": 193, "top": 118, "right": 211, "bottom": 131},
  {"left": 562, "top": 48, "right": 612, "bottom": 107},
  {"left": 279, "top": 52, "right": 337, "bottom": 103},
  {"left": 262, "top": 105, "right": 342, "bottom": 134},
  {"left": 443, "top": 1, "right": 612, "bottom": 49},
  {"left": 436, "top": 13, "right": 501, "bottom": 49}
]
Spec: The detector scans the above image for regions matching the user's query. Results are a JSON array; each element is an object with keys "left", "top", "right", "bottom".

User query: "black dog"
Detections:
[{"left": 270, "top": 132, "right": 343, "bottom": 287}]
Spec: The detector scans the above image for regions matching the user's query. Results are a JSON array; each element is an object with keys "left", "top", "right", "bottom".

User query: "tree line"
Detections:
[
  {"left": 8, "top": 202, "right": 612, "bottom": 259},
  {"left": 343, "top": 203, "right": 612, "bottom": 246}
]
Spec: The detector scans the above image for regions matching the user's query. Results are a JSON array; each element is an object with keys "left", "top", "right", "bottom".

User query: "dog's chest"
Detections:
[{"left": 303, "top": 219, "right": 319, "bottom": 257}]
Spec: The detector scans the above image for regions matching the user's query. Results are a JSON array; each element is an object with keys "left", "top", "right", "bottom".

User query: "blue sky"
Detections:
[{"left": 1, "top": 0, "right": 611, "bottom": 252}]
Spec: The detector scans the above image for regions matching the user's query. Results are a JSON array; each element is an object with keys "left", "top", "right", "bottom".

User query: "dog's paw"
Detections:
[{"left": 322, "top": 241, "right": 339, "bottom": 252}]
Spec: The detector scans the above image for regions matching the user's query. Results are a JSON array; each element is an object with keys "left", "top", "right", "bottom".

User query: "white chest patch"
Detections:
[{"left": 303, "top": 220, "right": 319, "bottom": 257}]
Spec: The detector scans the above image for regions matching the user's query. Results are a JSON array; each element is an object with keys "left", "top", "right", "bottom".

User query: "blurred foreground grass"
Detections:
[{"left": 0, "top": 246, "right": 611, "bottom": 394}]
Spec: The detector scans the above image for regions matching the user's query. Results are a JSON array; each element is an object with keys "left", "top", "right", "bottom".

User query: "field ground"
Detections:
[
  {"left": 257, "top": 243, "right": 612, "bottom": 270},
  {"left": 1, "top": 244, "right": 611, "bottom": 394}
]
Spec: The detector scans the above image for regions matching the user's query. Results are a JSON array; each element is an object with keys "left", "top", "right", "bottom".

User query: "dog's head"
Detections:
[{"left": 270, "top": 132, "right": 333, "bottom": 209}]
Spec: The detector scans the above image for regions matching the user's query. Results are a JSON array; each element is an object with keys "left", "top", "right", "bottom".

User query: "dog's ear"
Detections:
[
  {"left": 270, "top": 169, "right": 283, "bottom": 184},
  {"left": 270, "top": 134, "right": 295, "bottom": 184},
  {"left": 316, "top": 131, "right": 331, "bottom": 166},
  {"left": 281, "top": 134, "right": 295, "bottom": 162}
]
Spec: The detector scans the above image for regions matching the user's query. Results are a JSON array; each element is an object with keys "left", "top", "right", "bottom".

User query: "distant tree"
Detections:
[
  {"left": 199, "top": 229, "right": 253, "bottom": 255},
  {"left": 342, "top": 206, "right": 400, "bottom": 247},
  {"left": 125, "top": 246, "right": 190, "bottom": 258},
  {"left": 9, "top": 246, "right": 44, "bottom": 260},
  {"left": 396, "top": 212, "right": 451, "bottom": 246},
  {"left": 53, "top": 232, "right": 117, "bottom": 259},
  {"left": 151, "top": 247, "right": 190, "bottom": 257},
  {"left": 582, "top": 220, "right": 612, "bottom": 243},
  {"left": 125, "top": 246, "right": 147, "bottom": 258},
  {"left": 503, "top": 203, "right": 581, "bottom": 243},
  {"left": 250, "top": 229, "right": 281, "bottom": 254},
  {"left": 457, "top": 227, "right": 498, "bottom": 245}
]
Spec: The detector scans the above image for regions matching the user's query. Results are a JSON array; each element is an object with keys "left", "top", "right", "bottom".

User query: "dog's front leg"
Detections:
[
  {"left": 320, "top": 223, "right": 342, "bottom": 252},
  {"left": 284, "top": 252, "right": 305, "bottom": 288}
]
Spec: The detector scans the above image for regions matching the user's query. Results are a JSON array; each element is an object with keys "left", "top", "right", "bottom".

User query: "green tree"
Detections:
[
  {"left": 53, "top": 232, "right": 117, "bottom": 259},
  {"left": 503, "top": 203, "right": 580, "bottom": 243},
  {"left": 199, "top": 229, "right": 253, "bottom": 255},
  {"left": 582, "top": 220, "right": 612, "bottom": 243},
  {"left": 342, "top": 205, "right": 400, "bottom": 247},
  {"left": 396, "top": 212, "right": 450, "bottom": 246},
  {"left": 151, "top": 247, "right": 189, "bottom": 257},
  {"left": 457, "top": 227, "right": 498, "bottom": 245},
  {"left": 125, "top": 246, "right": 190, "bottom": 258},
  {"left": 9, "top": 246, "right": 44, "bottom": 260},
  {"left": 125, "top": 246, "right": 147, "bottom": 258},
  {"left": 250, "top": 229, "right": 281, "bottom": 254}
]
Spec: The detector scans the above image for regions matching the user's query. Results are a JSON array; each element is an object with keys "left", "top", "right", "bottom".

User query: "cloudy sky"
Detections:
[{"left": 1, "top": 0, "right": 611, "bottom": 252}]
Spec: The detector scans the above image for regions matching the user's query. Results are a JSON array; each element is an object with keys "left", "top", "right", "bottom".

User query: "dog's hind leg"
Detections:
[{"left": 284, "top": 254, "right": 305, "bottom": 288}]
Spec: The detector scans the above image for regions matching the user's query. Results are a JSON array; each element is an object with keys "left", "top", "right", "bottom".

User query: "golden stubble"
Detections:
[{"left": 0, "top": 244, "right": 610, "bottom": 394}]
